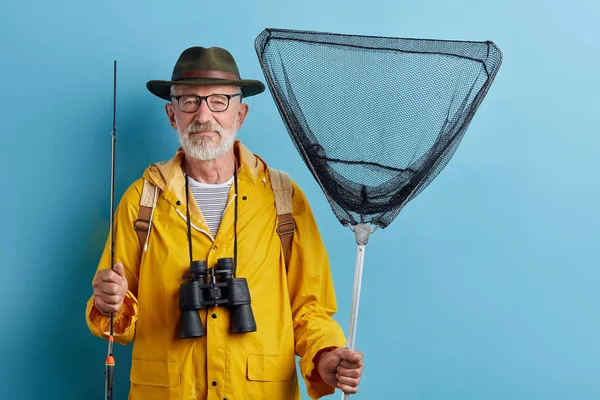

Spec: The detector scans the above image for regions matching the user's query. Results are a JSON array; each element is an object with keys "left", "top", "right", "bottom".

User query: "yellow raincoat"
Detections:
[{"left": 86, "top": 141, "right": 346, "bottom": 400}]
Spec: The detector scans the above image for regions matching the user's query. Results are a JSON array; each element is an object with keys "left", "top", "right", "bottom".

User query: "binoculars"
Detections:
[{"left": 179, "top": 257, "right": 257, "bottom": 339}]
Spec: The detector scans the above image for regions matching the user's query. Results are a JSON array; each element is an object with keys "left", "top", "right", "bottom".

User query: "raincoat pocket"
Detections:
[
  {"left": 130, "top": 358, "right": 182, "bottom": 400},
  {"left": 246, "top": 353, "right": 298, "bottom": 399}
]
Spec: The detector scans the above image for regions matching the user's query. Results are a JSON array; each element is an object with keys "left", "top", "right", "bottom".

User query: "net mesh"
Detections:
[{"left": 255, "top": 28, "right": 502, "bottom": 228}]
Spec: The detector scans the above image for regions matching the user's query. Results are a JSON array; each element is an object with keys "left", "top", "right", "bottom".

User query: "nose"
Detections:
[{"left": 194, "top": 98, "right": 214, "bottom": 123}]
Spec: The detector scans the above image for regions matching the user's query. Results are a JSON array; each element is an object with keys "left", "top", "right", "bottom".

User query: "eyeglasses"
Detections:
[{"left": 171, "top": 93, "right": 243, "bottom": 113}]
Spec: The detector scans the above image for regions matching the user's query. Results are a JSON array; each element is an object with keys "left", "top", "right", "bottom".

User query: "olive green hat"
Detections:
[{"left": 146, "top": 46, "right": 265, "bottom": 100}]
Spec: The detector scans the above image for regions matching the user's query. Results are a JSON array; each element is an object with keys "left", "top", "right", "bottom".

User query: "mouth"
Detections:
[{"left": 191, "top": 130, "right": 219, "bottom": 136}]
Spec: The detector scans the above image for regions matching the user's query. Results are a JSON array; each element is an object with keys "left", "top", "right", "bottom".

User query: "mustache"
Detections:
[{"left": 184, "top": 121, "right": 223, "bottom": 135}]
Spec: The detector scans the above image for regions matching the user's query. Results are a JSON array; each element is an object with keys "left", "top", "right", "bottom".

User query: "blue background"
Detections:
[{"left": 1, "top": 0, "right": 598, "bottom": 399}]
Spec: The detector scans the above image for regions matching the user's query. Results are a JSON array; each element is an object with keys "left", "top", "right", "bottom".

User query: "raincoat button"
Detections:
[
  {"left": 176, "top": 200, "right": 181, "bottom": 205},
  {"left": 212, "top": 313, "right": 217, "bottom": 319},
  {"left": 242, "top": 196, "right": 247, "bottom": 200},
  {"left": 212, "top": 381, "right": 217, "bottom": 386},
  {"left": 213, "top": 246, "right": 218, "bottom": 250}
]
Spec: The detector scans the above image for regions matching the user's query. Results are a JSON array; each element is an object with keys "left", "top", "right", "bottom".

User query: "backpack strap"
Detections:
[
  {"left": 268, "top": 167, "right": 295, "bottom": 265},
  {"left": 133, "top": 170, "right": 295, "bottom": 261},
  {"left": 134, "top": 179, "right": 159, "bottom": 252}
]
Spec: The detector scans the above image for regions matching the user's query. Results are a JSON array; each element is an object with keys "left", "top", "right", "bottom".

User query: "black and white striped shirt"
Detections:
[{"left": 187, "top": 175, "right": 233, "bottom": 236}]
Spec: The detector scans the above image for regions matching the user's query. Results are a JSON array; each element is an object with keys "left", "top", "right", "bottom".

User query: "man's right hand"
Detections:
[{"left": 93, "top": 262, "right": 128, "bottom": 315}]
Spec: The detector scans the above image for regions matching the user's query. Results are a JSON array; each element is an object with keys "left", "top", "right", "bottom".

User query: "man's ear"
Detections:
[
  {"left": 235, "top": 103, "right": 249, "bottom": 130},
  {"left": 165, "top": 103, "right": 178, "bottom": 130}
]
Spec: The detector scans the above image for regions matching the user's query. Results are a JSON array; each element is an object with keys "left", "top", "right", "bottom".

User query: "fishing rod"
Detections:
[{"left": 105, "top": 59, "right": 117, "bottom": 400}]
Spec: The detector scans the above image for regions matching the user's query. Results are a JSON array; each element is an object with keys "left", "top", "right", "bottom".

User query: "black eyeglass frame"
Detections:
[{"left": 171, "top": 93, "right": 243, "bottom": 113}]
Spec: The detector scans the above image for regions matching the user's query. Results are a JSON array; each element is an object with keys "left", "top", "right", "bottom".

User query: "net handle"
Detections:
[{"left": 342, "top": 223, "right": 372, "bottom": 399}]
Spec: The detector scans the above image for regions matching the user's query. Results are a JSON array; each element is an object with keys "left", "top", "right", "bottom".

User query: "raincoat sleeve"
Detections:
[
  {"left": 287, "top": 181, "right": 347, "bottom": 399},
  {"left": 85, "top": 179, "right": 144, "bottom": 345}
]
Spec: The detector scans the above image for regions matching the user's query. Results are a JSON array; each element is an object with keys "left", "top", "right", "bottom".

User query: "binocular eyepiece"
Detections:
[{"left": 179, "top": 258, "right": 257, "bottom": 339}]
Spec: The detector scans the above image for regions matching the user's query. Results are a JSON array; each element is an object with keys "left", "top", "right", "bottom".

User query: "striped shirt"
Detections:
[{"left": 187, "top": 175, "right": 233, "bottom": 236}]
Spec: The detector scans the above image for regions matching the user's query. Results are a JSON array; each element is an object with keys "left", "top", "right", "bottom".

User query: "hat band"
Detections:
[{"left": 172, "top": 70, "right": 240, "bottom": 81}]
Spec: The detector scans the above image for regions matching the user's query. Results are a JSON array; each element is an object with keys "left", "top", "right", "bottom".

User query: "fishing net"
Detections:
[
  {"left": 254, "top": 28, "right": 502, "bottom": 399},
  {"left": 254, "top": 28, "right": 502, "bottom": 229}
]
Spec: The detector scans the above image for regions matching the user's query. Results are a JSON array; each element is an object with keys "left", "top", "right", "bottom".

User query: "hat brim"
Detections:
[{"left": 146, "top": 78, "right": 265, "bottom": 101}]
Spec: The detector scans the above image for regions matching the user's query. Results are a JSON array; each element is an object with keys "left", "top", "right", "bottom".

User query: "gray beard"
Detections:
[{"left": 177, "top": 121, "right": 237, "bottom": 161}]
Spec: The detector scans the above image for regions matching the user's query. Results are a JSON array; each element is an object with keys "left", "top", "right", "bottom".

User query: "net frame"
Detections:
[{"left": 255, "top": 28, "right": 503, "bottom": 229}]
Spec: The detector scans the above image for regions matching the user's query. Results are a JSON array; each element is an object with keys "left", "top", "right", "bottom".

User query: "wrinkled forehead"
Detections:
[{"left": 170, "top": 84, "right": 242, "bottom": 96}]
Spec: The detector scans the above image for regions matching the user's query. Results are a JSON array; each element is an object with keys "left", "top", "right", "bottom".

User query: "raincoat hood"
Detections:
[{"left": 143, "top": 140, "right": 266, "bottom": 193}]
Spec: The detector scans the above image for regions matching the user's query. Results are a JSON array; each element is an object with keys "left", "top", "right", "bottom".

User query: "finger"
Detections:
[
  {"left": 94, "top": 291, "right": 124, "bottom": 306},
  {"left": 94, "top": 297, "right": 122, "bottom": 314},
  {"left": 94, "top": 281, "right": 124, "bottom": 295},
  {"left": 337, "top": 374, "right": 360, "bottom": 387},
  {"left": 113, "top": 262, "right": 125, "bottom": 278},
  {"left": 338, "top": 378, "right": 360, "bottom": 395},
  {"left": 99, "top": 270, "right": 125, "bottom": 285},
  {"left": 340, "top": 359, "right": 364, "bottom": 369},
  {"left": 348, "top": 350, "right": 363, "bottom": 362},
  {"left": 93, "top": 283, "right": 125, "bottom": 300},
  {"left": 338, "top": 348, "right": 363, "bottom": 363},
  {"left": 337, "top": 366, "right": 362, "bottom": 379}
]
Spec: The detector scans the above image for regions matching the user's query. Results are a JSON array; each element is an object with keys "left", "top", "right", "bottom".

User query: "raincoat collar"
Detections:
[{"left": 142, "top": 140, "right": 266, "bottom": 202}]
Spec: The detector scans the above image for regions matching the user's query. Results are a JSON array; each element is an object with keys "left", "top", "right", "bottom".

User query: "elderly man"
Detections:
[{"left": 85, "top": 46, "right": 364, "bottom": 399}]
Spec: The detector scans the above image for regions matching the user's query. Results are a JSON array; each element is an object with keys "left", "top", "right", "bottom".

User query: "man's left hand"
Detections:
[{"left": 315, "top": 347, "right": 364, "bottom": 394}]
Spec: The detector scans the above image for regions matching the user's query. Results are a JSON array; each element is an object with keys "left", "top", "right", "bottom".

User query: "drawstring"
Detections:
[{"left": 183, "top": 164, "right": 239, "bottom": 273}]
